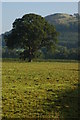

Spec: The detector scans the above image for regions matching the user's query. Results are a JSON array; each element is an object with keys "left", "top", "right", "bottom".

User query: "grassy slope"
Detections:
[
  {"left": 45, "top": 13, "right": 78, "bottom": 49},
  {"left": 2, "top": 61, "right": 79, "bottom": 119}
]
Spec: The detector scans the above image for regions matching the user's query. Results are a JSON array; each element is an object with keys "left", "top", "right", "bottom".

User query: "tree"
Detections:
[{"left": 4, "top": 13, "right": 58, "bottom": 62}]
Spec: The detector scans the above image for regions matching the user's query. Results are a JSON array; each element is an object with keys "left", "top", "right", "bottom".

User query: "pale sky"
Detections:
[
  {"left": 0, "top": 0, "right": 79, "bottom": 2},
  {"left": 0, "top": 1, "right": 79, "bottom": 34}
]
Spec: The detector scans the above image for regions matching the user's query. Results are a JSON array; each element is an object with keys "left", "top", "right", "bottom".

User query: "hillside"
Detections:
[{"left": 45, "top": 13, "right": 78, "bottom": 48}]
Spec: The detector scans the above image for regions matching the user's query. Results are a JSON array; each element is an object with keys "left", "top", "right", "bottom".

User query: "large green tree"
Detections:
[{"left": 5, "top": 13, "right": 58, "bottom": 62}]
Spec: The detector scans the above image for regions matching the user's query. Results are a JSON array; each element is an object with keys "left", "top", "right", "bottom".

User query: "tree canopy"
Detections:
[{"left": 5, "top": 13, "right": 58, "bottom": 62}]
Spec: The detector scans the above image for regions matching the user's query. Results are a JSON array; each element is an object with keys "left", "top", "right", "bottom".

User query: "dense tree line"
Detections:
[{"left": 2, "top": 46, "right": 80, "bottom": 60}]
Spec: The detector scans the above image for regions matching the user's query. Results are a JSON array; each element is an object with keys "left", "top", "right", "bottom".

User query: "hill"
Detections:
[{"left": 45, "top": 13, "right": 78, "bottom": 48}]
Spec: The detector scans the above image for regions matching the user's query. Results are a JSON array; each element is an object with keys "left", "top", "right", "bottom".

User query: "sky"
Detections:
[
  {"left": 1, "top": 0, "right": 79, "bottom": 2},
  {"left": 1, "top": 2, "right": 78, "bottom": 34}
]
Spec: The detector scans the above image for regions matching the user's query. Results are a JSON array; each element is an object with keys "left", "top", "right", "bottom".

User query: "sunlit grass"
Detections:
[{"left": 2, "top": 61, "right": 79, "bottom": 119}]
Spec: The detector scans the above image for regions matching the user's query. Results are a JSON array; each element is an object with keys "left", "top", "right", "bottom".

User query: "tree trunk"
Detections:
[
  {"left": 28, "top": 46, "right": 32, "bottom": 62},
  {"left": 28, "top": 53, "right": 32, "bottom": 62},
  {"left": 28, "top": 46, "right": 33, "bottom": 62},
  {"left": 28, "top": 57, "right": 32, "bottom": 62}
]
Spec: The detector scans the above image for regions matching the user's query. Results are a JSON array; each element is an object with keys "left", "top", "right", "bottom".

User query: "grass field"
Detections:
[{"left": 2, "top": 61, "right": 79, "bottom": 119}]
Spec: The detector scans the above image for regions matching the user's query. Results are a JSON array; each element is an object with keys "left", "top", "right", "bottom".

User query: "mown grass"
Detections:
[{"left": 2, "top": 61, "right": 79, "bottom": 119}]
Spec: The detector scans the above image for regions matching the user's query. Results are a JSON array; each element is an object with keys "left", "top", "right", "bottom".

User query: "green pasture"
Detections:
[{"left": 2, "top": 61, "right": 79, "bottom": 119}]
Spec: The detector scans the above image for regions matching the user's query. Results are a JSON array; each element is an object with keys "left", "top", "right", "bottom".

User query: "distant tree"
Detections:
[{"left": 4, "top": 13, "right": 58, "bottom": 62}]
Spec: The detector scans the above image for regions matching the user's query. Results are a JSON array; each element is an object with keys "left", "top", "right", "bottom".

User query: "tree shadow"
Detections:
[
  {"left": 42, "top": 83, "right": 80, "bottom": 119},
  {"left": 2, "top": 84, "right": 80, "bottom": 120}
]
